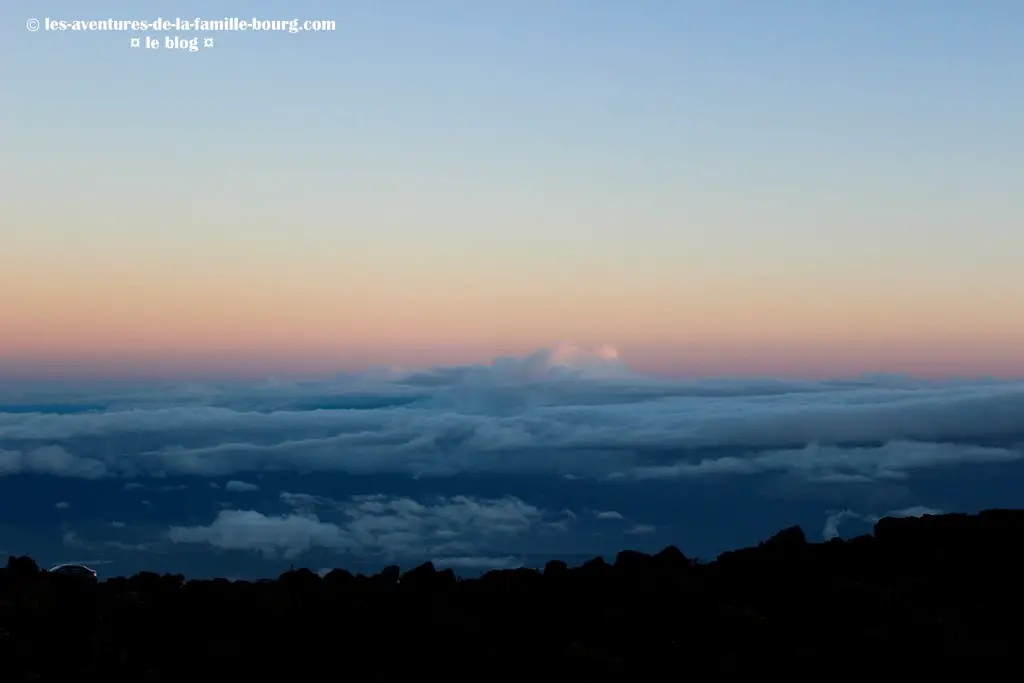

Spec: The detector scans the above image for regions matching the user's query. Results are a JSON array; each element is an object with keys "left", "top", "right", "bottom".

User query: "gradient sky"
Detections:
[{"left": 3, "top": 0, "right": 1023, "bottom": 379}]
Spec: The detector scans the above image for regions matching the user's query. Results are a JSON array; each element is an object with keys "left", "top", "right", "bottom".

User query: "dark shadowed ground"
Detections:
[{"left": 3, "top": 508, "right": 1022, "bottom": 679}]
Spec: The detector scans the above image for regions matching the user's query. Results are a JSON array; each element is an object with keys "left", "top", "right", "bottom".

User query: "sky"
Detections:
[
  {"left": 3, "top": 0, "right": 1023, "bottom": 379},
  {"left": 1, "top": 3, "right": 1023, "bottom": 578}
]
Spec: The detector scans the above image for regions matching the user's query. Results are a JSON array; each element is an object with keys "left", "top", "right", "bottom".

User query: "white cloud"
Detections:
[
  {"left": 169, "top": 510, "right": 348, "bottom": 558},
  {"left": 169, "top": 494, "right": 549, "bottom": 559},
  {"left": 887, "top": 505, "right": 943, "bottom": 518},
  {"left": 594, "top": 510, "right": 624, "bottom": 520},
  {"left": 108, "top": 521, "right": 126, "bottom": 528},
  {"left": 55, "top": 501, "right": 70, "bottom": 509},
  {"left": 225, "top": 480, "right": 260, "bottom": 492},
  {"left": 822, "top": 509, "right": 859, "bottom": 540},
  {"left": 632, "top": 441, "right": 1022, "bottom": 484},
  {"left": 823, "top": 505, "right": 945, "bottom": 539},
  {"left": 0, "top": 446, "right": 106, "bottom": 479},
  {"left": 624, "top": 524, "right": 656, "bottom": 535},
  {"left": 0, "top": 347, "right": 1022, "bottom": 485}
]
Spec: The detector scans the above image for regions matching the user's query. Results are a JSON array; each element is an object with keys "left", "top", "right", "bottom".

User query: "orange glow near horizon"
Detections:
[{"left": 3, "top": 260, "right": 1023, "bottom": 379}]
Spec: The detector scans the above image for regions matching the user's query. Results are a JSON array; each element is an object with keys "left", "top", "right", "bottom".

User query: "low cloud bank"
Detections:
[
  {"left": 0, "top": 345, "right": 1021, "bottom": 485},
  {"left": 168, "top": 493, "right": 551, "bottom": 560}
]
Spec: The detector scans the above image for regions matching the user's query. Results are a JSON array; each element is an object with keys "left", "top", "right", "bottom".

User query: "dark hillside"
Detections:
[{"left": 3, "top": 509, "right": 1023, "bottom": 679}]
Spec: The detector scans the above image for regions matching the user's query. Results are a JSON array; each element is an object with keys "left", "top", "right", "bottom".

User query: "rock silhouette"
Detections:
[{"left": 3, "top": 509, "right": 1023, "bottom": 679}]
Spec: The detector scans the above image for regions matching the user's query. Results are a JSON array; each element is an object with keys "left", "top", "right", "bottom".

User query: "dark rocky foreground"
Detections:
[{"left": 4, "top": 510, "right": 1024, "bottom": 679}]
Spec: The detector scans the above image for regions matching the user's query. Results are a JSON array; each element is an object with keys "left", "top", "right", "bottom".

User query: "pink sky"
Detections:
[
  {"left": 2, "top": 339, "right": 1021, "bottom": 380},
  {"left": 3, "top": 260, "right": 1021, "bottom": 379}
]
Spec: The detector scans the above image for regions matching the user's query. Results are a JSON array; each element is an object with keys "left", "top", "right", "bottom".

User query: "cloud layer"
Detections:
[
  {"left": 1, "top": 345, "right": 1021, "bottom": 486},
  {"left": 169, "top": 493, "right": 549, "bottom": 561},
  {"left": 2, "top": 345, "right": 1022, "bottom": 574}
]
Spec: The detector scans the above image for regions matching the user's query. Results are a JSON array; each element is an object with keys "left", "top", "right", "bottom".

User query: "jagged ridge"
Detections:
[{"left": 3, "top": 509, "right": 1023, "bottom": 678}]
